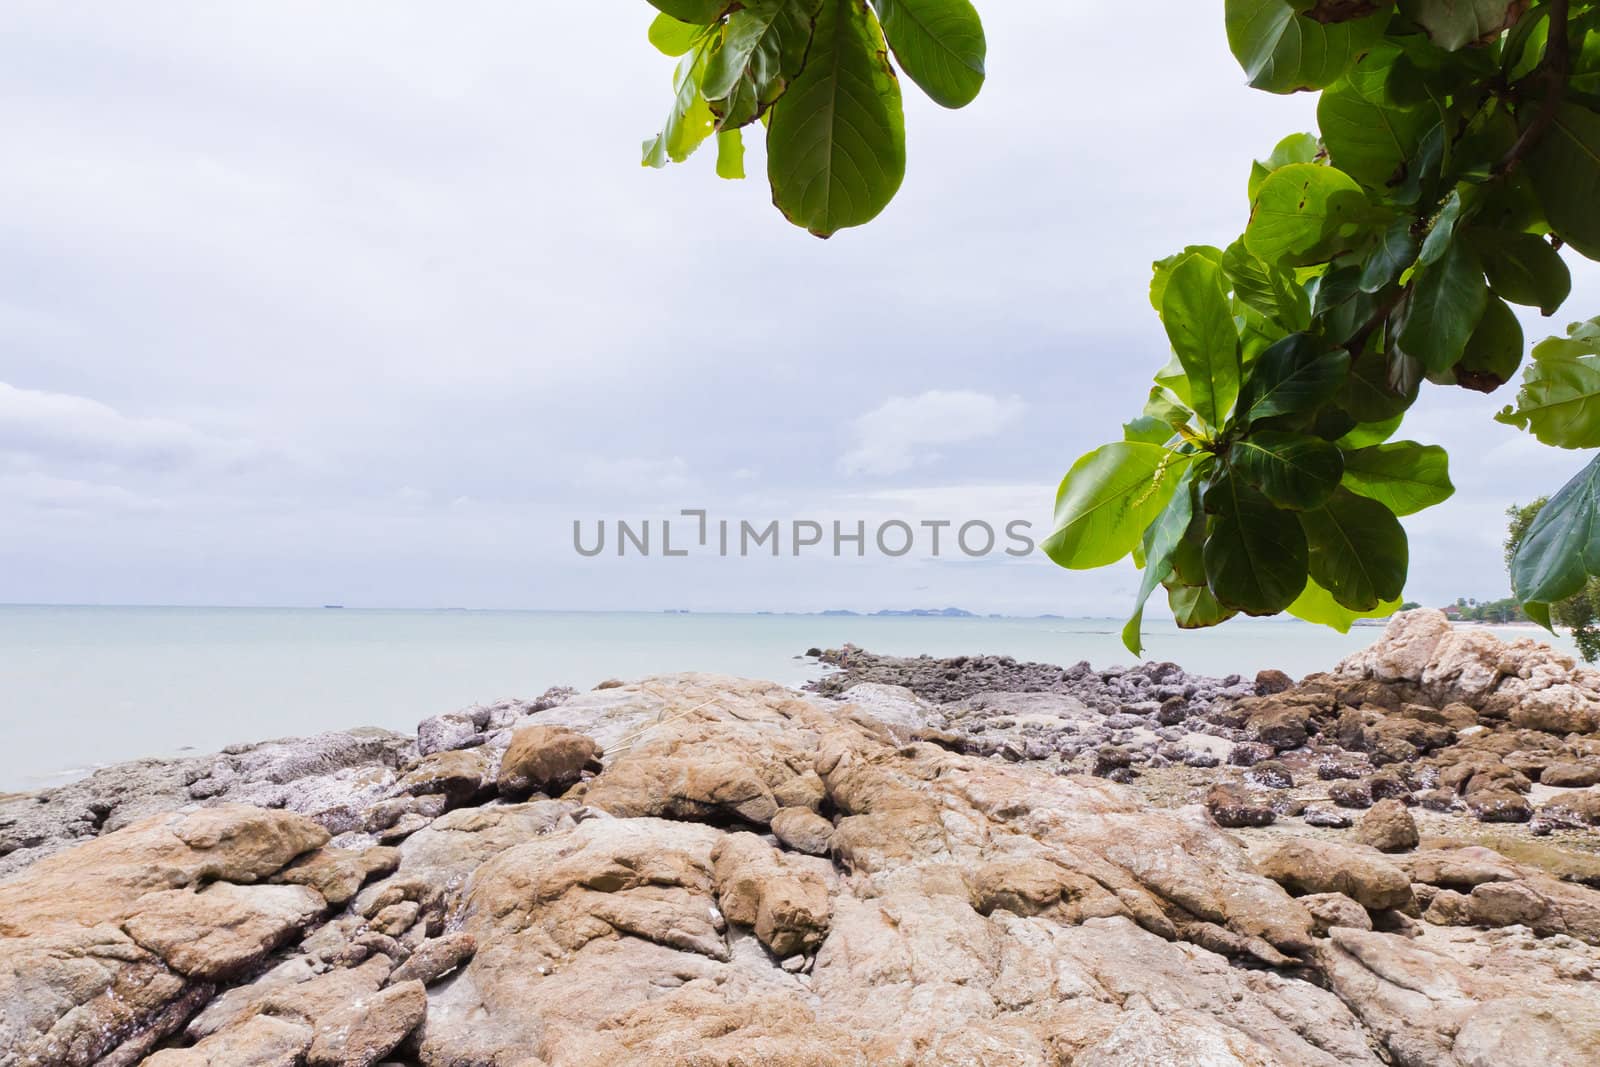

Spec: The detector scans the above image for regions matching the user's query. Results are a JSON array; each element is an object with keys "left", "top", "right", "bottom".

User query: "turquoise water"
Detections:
[{"left": 0, "top": 606, "right": 1575, "bottom": 792}]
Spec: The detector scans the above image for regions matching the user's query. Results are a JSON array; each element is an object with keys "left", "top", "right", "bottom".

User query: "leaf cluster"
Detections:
[
  {"left": 640, "top": 0, "right": 986, "bottom": 236},
  {"left": 1047, "top": 0, "right": 1600, "bottom": 652}
]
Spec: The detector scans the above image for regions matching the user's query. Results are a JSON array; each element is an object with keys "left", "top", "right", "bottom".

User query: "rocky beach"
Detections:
[{"left": 2, "top": 609, "right": 1599, "bottom": 1065}]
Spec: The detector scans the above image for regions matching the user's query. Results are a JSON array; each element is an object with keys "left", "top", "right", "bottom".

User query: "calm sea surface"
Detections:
[{"left": 0, "top": 606, "right": 1576, "bottom": 792}]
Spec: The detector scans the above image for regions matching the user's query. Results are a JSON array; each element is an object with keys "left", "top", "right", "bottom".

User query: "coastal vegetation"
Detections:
[{"left": 635, "top": 1, "right": 1600, "bottom": 654}]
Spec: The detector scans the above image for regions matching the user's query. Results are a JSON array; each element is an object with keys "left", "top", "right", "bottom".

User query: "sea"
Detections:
[{"left": 0, "top": 605, "right": 1578, "bottom": 793}]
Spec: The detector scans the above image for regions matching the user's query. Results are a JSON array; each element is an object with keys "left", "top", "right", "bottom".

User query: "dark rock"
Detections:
[
  {"left": 1205, "top": 783, "right": 1275, "bottom": 828},
  {"left": 1254, "top": 669, "right": 1294, "bottom": 696}
]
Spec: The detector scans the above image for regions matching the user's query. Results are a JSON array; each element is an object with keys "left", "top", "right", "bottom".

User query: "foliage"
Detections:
[
  {"left": 633, "top": 1, "right": 1600, "bottom": 652},
  {"left": 1507, "top": 497, "right": 1600, "bottom": 659},
  {"left": 638, "top": 0, "right": 986, "bottom": 236},
  {"left": 1044, "top": 1, "right": 1600, "bottom": 653}
]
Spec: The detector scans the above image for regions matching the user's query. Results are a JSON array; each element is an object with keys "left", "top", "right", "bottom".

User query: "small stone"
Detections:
[
  {"left": 496, "top": 724, "right": 602, "bottom": 797},
  {"left": 1423, "top": 889, "right": 1473, "bottom": 927},
  {"left": 1254, "top": 669, "right": 1294, "bottom": 696},
  {"left": 388, "top": 932, "right": 476, "bottom": 986},
  {"left": 1328, "top": 779, "right": 1374, "bottom": 809},
  {"left": 307, "top": 979, "right": 427, "bottom": 1066},
  {"left": 1229, "top": 742, "right": 1276, "bottom": 768},
  {"left": 1302, "top": 806, "right": 1353, "bottom": 829},
  {"left": 1466, "top": 789, "right": 1533, "bottom": 823},
  {"left": 1245, "top": 760, "right": 1295, "bottom": 790},
  {"left": 1299, "top": 892, "right": 1372, "bottom": 936}
]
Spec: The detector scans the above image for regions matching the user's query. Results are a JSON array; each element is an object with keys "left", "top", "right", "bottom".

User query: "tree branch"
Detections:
[{"left": 1495, "top": 0, "right": 1572, "bottom": 177}]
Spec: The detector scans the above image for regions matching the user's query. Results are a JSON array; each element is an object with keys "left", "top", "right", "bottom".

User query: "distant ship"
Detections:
[{"left": 323, "top": 604, "right": 345, "bottom": 610}]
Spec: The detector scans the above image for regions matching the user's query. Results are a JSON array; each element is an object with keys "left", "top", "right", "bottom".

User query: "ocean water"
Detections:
[{"left": 0, "top": 605, "right": 1577, "bottom": 792}]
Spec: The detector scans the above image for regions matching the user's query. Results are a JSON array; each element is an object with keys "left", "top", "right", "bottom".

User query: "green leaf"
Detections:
[
  {"left": 1301, "top": 487, "right": 1408, "bottom": 610},
  {"left": 1161, "top": 254, "right": 1241, "bottom": 429},
  {"left": 649, "top": 13, "right": 705, "bottom": 56},
  {"left": 1404, "top": 0, "right": 1522, "bottom": 51},
  {"left": 643, "top": 44, "right": 719, "bottom": 168},
  {"left": 1468, "top": 229, "right": 1572, "bottom": 315},
  {"left": 1203, "top": 471, "right": 1310, "bottom": 615},
  {"left": 1237, "top": 333, "right": 1351, "bottom": 422},
  {"left": 1288, "top": 577, "right": 1403, "bottom": 632},
  {"left": 1230, "top": 431, "right": 1345, "bottom": 510},
  {"left": 1340, "top": 345, "right": 1420, "bottom": 421},
  {"left": 1511, "top": 452, "right": 1600, "bottom": 605},
  {"left": 1225, "top": 0, "right": 1390, "bottom": 94},
  {"left": 1336, "top": 413, "right": 1404, "bottom": 448},
  {"left": 1123, "top": 415, "right": 1177, "bottom": 445},
  {"left": 1124, "top": 468, "right": 1199, "bottom": 655},
  {"left": 1150, "top": 245, "right": 1224, "bottom": 312},
  {"left": 1526, "top": 104, "right": 1600, "bottom": 262},
  {"left": 1222, "top": 240, "right": 1311, "bottom": 331},
  {"left": 1417, "top": 189, "right": 1464, "bottom": 267},
  {"left": 1246, "top": 163, "right": 1372, "bottom": 267},
  {"left": 1359, "top": 217, "right": 1419, "bottom": 293},
  {"left": 1455, "top": 295, "right": 1524, "bottom": 391},
  {"left": 1248, "top": 132, "right": 1321, "bottom": 202},
  {"left": 1495, "top": 317, "right": 1600, "bottom": 448},
  {"left": 767, "top": 0, "right": 906, "bottom": 237},
  {"left": 1144, "top": 386, "right": 1193, "bottom": 427},
  {"left": 1045, "top": 444, "right": 1191, "bottom": 570},
  {"left": 869, "top": 0, "right": 986, "bottom": 109},
  {"left": 1167, "top": 580, "right": 1238, "bottom": 628},
  {"left": 1341, "top": 440, "right": 1454, "bottom": 515},
  {"left": 716, "top": 128, "right": 747, "bottom": 178},
  {"left": 648, "top": 0, "right": 733, "bottom": 22},
  {"left": 1397, "top": 236, "right": 1488, "bottom": 374},
  {"left": 1317, "top": 71, "right": 1431, "bottom": 191},
  {"left": 703, "top": 0, "right": 819, "bottom": 125}
]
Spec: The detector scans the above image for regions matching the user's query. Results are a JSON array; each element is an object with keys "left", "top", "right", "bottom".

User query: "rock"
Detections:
[
  {"left": 1354, "top": 799, "right": 1419, "bottom": 853},
  {"left": 1423, "top": 889, "right": 1474, "bottom": 926},
  {"left": 1511, "top": 701, "right": 1598, "bottom": 736},
  {"left": 122, "top": 882, "right": 326, "bottom": 981},
  {"left": 1256, "top": 839, "right": 1414, "bottom": 910},
  {"left": 1245, "top": 760, "right": 1295, "bottom": 789},
  {"left": 1541, "top": 761, "right": 1600, "bottom": 787},
  {"left": 1466, "top": 789, "right": 1534, "bottom": 823},
  {"left": 1205, "top": 783, "right": 1276, "bottom": 827},
  {"left": 1300, "top": 892, "right": 1373, "bottom": 936},
  {"left": 306, "top": 979, "right": 427, "bottom": 1066},
  {"left": 769, "top": 806, "right": 835, "bottom": 856},
  {"left": 388, "top": 932, "right": 476, "bottom": 986},
  {"left": 836, "top": 683, "right": 938, "bottom": 733},
  {"left": 416, "top": 713, "right": 482, "bottom": 757},
  {"left": 711, "top": 832, "right": 832, "bottom": 957},
  {"left": 1468, "top": 876, "right": 1600, "bottom": 944},
  {"left": 144, "top": 1014, "right": 313, "bottom": 1065},
  {"left": 496, "top": 724, "right": 602, "bottom": 796},
  {"left": 1328, "top": 779, "right": 1375, "bottom": 809},
  {"left": 278, "top": 846, "right": 400, "bottom": 906},
  {"left": 1303, "top": 805, "right": 1353, "bottom": 828},
  {"left": 1255, "top": 669, "right": 1294, "bottom": 695},
  {"left": 1338, "top": 609, "right": 1452, "bottom": 685},
  {"left": 393, "top": 748, "right": 492, "bottom": 807}
]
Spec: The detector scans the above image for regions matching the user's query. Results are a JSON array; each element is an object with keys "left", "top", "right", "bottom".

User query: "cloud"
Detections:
[
  {"left": 0, "top": 380, "right": 254, "bottom": 473},
  {"left": 841, "top": 391, "right": 1025, "bottom": 477}
]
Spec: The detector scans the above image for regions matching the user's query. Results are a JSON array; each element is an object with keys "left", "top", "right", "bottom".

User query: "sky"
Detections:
[{"left": 1, "top": 2, "right": 1596, "bottom": 617}]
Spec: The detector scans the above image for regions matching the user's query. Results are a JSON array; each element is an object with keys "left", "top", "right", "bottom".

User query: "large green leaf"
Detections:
[
  {"left": 767, "top": 0, "right": 906, "bottom": 237},
  {"left": 1288, "top": 577, "right": 1403, "bottom": 632},
  {"left": 1455, "top": 295, "right": 1524, "bottom": 391},
  {"left": 1045, "top": 444, "right": 1191, "bottom": 569},
  {"left": 649, "top": 13, "right": 705, "bottom": 56},
  {"left": 1161, "top": 254, "right": 1241, "bottom": 430},
  {"left": 1495, "top": 317, "right": 1600, "bottom": 448},
  {"left": 1336, "top": 412, "right": 1404, "bottom": 448},
  {"left": 1149, "top": 245, "right": 1224, "bottom": 313},
  {"left": 1404, "top": 0, "right": 1522, "bottom": 51},
  {"left": 1397, "top": 236, "right": 1488, "bottom": 374},
  {"left": 1359, "top": 217, "right": 1419, "bottom": 293},
  {"left": 1167, "top": 581, "right": 1238, "bottom": 628},
  {"left": 1123, "top": 468, "right": 1199, "bottom": 655},
  {"left": 1301, "top": 488, "right": 1408, "bottom": 610},
  {"left": 1222, "top": 239, "right": 1311, "bottom": 331},
  {"left": 1224, "top": 0, "right": 1390, "bottom": 94},
  {"left": 1525, "top": 104, "right": 1600, "bottom": 262},
  {"left": 643, "top": 43, "right": 719, "bottom": 168},
  {"left": 1317, "top": 71, "right": 1431, "bottom": 191},
  {"left": 648, "top": 0, "right": 734, "bottom": 24},
  {"left": 1340, "top": 440, "right": 1454, "bottom": 515},
  {"left": 1230, "top": 431, "right": 1344, "bottom": 510},
  {"left": 870, "top": 0, "right": 986, "bottom": 109},
  {"left": 1340, "top": 344, "right": 1420, "bottom": 421},
  {"left": 1248, "top": 132, "right": 1321, "bottom": 202},
  {"left": 1468, "top": 229, "right": 1572, "bottom": 315},
  {"left": 1511, "top": 452, "right": 1600, "bottom": 609},
  {"left": 1237, "top": 332, "right": 1351, "bottom": 423},
  {"left": 1246, "top": 163, "right": 1372, "bottom": 267},
  {"left": 1203, "top": 472, "right": 1310, "bottom": 615},
  {"left": 703, "top": 0, "right": 820, "bottom": 126}
]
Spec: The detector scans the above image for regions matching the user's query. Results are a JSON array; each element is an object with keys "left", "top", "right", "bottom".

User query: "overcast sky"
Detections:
[{"left": 1, "top": 2, "right": 1595, "bottom": 616}]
